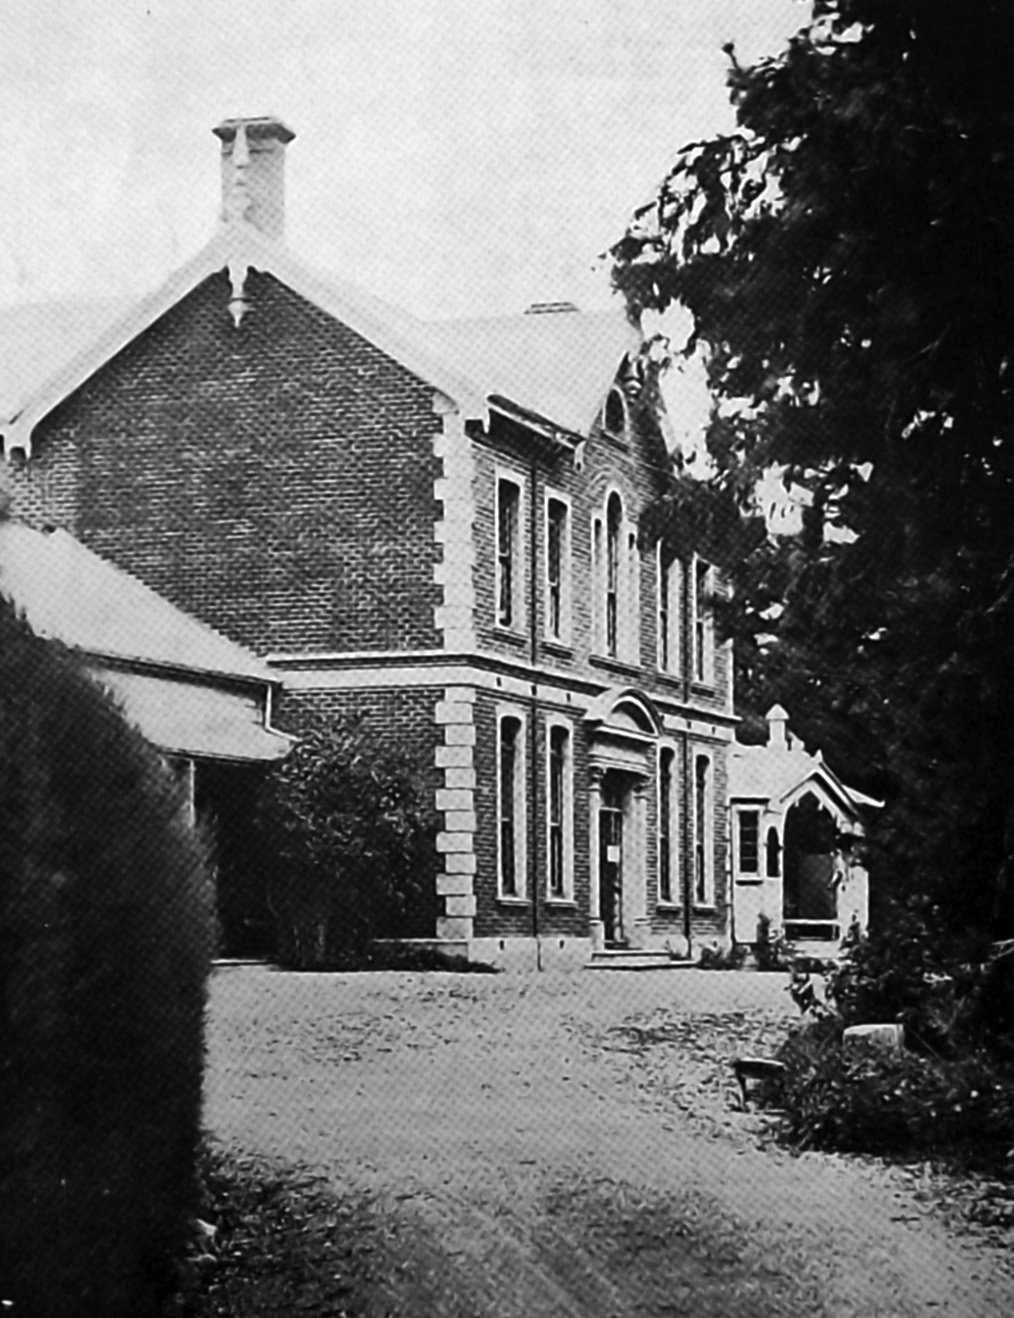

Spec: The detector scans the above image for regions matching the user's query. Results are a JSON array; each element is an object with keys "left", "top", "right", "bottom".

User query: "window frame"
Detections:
[
  {"left": 545, "top": 718, "right": 574, "bottom": 902},
  {"left": 496, "top": 708, "right": 527, "bottom": 900},
  {"left": 656, "top": 541, "right": 680, "bottom": 675},
  {"left": 692, "top": 555, "right": 715, "bottom": 685},
  {"left": 605, "top": 491, "right": 622, "bottom": 658},
  {"left": 495, "top": 473, "right": 524, "bottom": 632},
  {"left": 544, "top": 491, "right": 571, "bottom": 645},
  {"left": 657, "top": 745, "right": 678, "bottom": 905},
  {"left": 736, "top": 808, "right": 761, "bottom": 876},
  {"left": 693, "top": 752, "right": 714, "bottom": 907}
]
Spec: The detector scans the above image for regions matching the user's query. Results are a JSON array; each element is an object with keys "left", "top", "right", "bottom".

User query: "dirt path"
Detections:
[{"left": 205, "top": 966, "right": 1014, "bottom": 1316}]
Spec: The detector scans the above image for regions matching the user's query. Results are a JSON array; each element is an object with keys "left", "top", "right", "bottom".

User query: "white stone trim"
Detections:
[
  {"left": 432, "top": 409, "right": 477, "bottom": 651},
  {"left": 434, "top": 683, "right": 477, "bottom": 942},
  {"left": 496, "top": 701, "right": 528, "bottom": 900},
  {"left": 544, "top": 713, "right": 575, "bottom": 902}
]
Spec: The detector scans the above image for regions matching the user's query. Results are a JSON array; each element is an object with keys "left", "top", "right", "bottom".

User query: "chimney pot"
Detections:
[{"left": 213, "top": 115, "right": 295, "bottom": 240}]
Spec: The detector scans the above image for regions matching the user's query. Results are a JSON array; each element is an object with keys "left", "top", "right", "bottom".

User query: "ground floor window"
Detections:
[
  {"left": 547, "top": 723, "right": 571, "bottom": 899},
  {"left": 498, "top": 713, "right": 525, "bottom": 897},
  {"left": 694, "top": 754, "right": 713, "bottom": 905},
  {"left": 658, "top": 747, "right": 676, "bottom": 903},
  {"left": 737, "top": 809, "right": 760, "bottom": 876}
]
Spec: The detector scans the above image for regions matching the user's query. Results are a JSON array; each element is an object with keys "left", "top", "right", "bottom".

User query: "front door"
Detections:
[{"left": 599, "top": 778, "right": 625, "bottom": 945}]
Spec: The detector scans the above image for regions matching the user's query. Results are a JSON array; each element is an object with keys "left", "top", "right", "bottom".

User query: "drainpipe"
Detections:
[
  {"left": 681, "top": 558, "right": 693, "bottom": 961},
  {"left": 528, "top": 454, "right": 542, "bottom": 971}
]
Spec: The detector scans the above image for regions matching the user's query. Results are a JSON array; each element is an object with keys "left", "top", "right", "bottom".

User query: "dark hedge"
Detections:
[{"left": 0, "top": 600, "right": 215, "bottom": 1316}]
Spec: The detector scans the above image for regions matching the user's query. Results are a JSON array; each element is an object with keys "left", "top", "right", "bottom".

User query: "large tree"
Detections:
[{"left": 612, "top": 0, "right": 1014, "bottom": 931}]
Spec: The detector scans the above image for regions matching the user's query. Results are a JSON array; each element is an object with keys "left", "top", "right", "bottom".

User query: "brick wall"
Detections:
[
  {"left": 19, "top": 270, "right": 443, "bottom": 656},
  {"left": 471, "top": 689, "right": 588, "bottom": 941},
  {"left": 275, "top": 683, "right": 443, "bottom": 936},
  {"left": 469, "top": 402, "right": 733, "bottom": 720}
]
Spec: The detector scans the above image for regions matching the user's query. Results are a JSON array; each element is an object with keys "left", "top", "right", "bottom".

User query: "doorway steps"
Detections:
[{"left": 585, "top": 948, "right": 694, "bottom": 971}]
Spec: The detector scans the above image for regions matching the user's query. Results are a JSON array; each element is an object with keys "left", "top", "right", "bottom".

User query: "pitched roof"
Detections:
[
  {"left": 0, "top": 518, "right": 276, "bottom": 685},
  {"left": 0, "top": 222, "right": 639, "bottom": 452},
  {"left": 0, "top": 297, "right": 133, "bottom": 417},
  {"left": 426, "top": 307, "right": 639, "bottom": 438},
  {"left": 729, "top": 728, "right": 881, "bottom": 817}
]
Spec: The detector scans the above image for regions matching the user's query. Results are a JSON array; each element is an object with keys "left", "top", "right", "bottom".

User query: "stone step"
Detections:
[{"left": 585, "top": 949, "right": 694, "bottom": 971}]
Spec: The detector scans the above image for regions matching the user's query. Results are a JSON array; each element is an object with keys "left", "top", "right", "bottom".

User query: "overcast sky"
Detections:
[{"left": 0, "top": 0, "right": 804, "bottom": 318}]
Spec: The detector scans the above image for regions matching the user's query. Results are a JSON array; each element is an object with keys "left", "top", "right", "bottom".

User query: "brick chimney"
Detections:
[{"left": 213, "top": 115, "right": 295, "bottom": 239}]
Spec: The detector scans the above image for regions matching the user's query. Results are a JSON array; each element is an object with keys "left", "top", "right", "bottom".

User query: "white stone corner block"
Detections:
[
  {"left": 444, "top": 894, "right": 477, "bottom": 918},
  {"left": 436, "top": 830, "right": 475, "bottom": 854},
  {"left": 436, "top": 873, "right": 475, "bottom": 897},
  {"left": 442, "top": 810, "right": 477, "bottom": 833},
  {"left": 443, "top": 851, "right": 477, "bottom": 874},
  {"left": 435, "top": 788, "right": 475, "bottom": 812},
  {"left": 437, "top": 915, "right": 474, "bottom": 941},
  {"left": 435, "top": 701, "right": 475, "bottom": 725}
]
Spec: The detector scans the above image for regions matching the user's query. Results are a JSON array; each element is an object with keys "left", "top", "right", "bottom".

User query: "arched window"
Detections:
[
  {"left": 658, "top": 747, "right": 677, "bottom": 903},
  {"left": 603, "top": 387, "right": 627, "bottom": 437},
  {"left": 498, "top": 713, "right": 525, "bottom": 897},
  {"left": 694, "top": 754, "right": 713, "bottom": 906},
  {"left": 606, "top": 492, "right": 622, "bottom": 656},
  {"left": 766, "top": 827, "right": 782, "bottom": 878}
]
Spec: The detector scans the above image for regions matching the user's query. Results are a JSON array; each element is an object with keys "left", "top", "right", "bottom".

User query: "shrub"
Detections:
[
  {"left": 0, "top": 601, "right": 215, "bottom": 1316},
  {"left": 259, "top": 723, "right": 437, "bottom": 969},
  {"left": 776, "top": 1024, "right": 1014, "bottom": 1158}
]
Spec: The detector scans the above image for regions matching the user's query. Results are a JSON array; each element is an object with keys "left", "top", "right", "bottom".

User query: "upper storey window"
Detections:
[
  {"left": 496, "top": 476, "right": 522, "bottom": 630},
  {"left": 545, "top": 495, "right": 570, "bottom": 644},
  {"left": 593, "top": 489, "right": 640, "bottom": 665},
  {"left": 692, "top": 555, "right": 715, "bottom": 683},
  {"left": 603, "top": 387, "right": 628, "bottom": 439},
  {"left": 605, "top": 492, "right": 622, "bottom": 657}
]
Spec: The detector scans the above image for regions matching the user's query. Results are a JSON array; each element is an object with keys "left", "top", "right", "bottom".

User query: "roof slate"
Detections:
[
  {"left": 0, "top": 519, "right": 276, "bottom": 685},
  {"left": 0, "top": 224, "right": 639, "bottom": 445}
]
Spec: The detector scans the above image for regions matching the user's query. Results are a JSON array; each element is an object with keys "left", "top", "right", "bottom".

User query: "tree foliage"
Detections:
[
  {"left": 259, "top": 723, "right": 437, "bottom": 969},
  {"left": 612, "top": 0, "right": 1014, "bottom": 931},
  {"left": 0, "top": 597, "right": 214, "bottom": 1315}
]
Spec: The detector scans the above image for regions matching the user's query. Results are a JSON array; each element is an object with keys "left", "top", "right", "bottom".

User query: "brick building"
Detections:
[{"left": 0, "top": 116, "right": 736, "bottom": 967}]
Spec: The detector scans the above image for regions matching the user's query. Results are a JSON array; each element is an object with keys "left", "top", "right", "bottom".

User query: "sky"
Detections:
[{"left": 0, "top": 0, "right": 806, "bottom": 319}]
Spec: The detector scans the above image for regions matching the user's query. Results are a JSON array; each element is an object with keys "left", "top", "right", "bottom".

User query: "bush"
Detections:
[
  {"left": 259, "top": 724, "right": 437, "bottom": 969},
  {"left": 0, "top": 601, "right": 215, "bottom": 1316},
  {"left": 776, "top": 1024, "right": 1014, "bottom": 1159}
]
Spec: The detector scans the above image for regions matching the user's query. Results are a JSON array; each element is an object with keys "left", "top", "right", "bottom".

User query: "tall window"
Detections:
[
  {"left": 606, "top": 492, "right": 622, "bottom": 657},
  {"left": 692, "top": 557, "right": 713, "bottom": 682},
  {"left": 737, "top": 810, "right": 760, "bottom": 875},
  {"left": 694, "top": 754, "right": 712, "bottom": 905},
  {"left": 766, "top": 827, "right": 782, "bottom": 878},
  {"left": 545, "top": 497, "right": 568, "bottom": 642},
  {"left": 547, "top": 724, "right": 570, "bottom": 898},
  {"left": 498, "top": 715, "right": 524, "bottom": 897},
  {"left": 496, "top": 478, "right": 521, "bottom": 629},
  {"left": 657, "top": 544, "right": 679, "bottom": 674},
  {"left": 658, "top": 747, "right": 676, "bottom": 903}
]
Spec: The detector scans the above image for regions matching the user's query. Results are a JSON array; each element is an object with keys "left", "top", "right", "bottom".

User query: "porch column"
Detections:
[
  {"left": 628, "top": 778, "right": 652, "bottom": 949},
  {"left": 588, "top": 765, "right": 604, "bottom": 950}
]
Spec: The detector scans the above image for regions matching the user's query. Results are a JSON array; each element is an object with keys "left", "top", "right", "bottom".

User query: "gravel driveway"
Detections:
[{"left": 205, "top": 966, "right": 1014, "bottom": 1316}]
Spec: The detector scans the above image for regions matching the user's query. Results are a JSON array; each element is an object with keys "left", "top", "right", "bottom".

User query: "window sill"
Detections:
[
  {"left": 545, "top": 897, "right": 577, "bottom": 908},
  {"left": 497, "top": 896, "right": 531, "bottom": 907},
  {"left": 655, "top": 902, "right": 682, "bottom": 913},
  {"left": 655, "top": 670, "right": 684, "bottom": 688},
  {"left": 493, "top": 627, "right": 529, "bottom": 648},
  {"left": 689, "top": 679, "right": 719, "bottom": 697},
  {"left": 589, "top": 654, "right": 641, "bottom": 677},
  {"left": 734, "top": 877, "right": 764, "bottom": 885},
  {"left": 694, "top": 904, "right": 718, "bottom": 913},
  {"left": 542, "top": 639, "right": 574, "bottom": 659}
]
